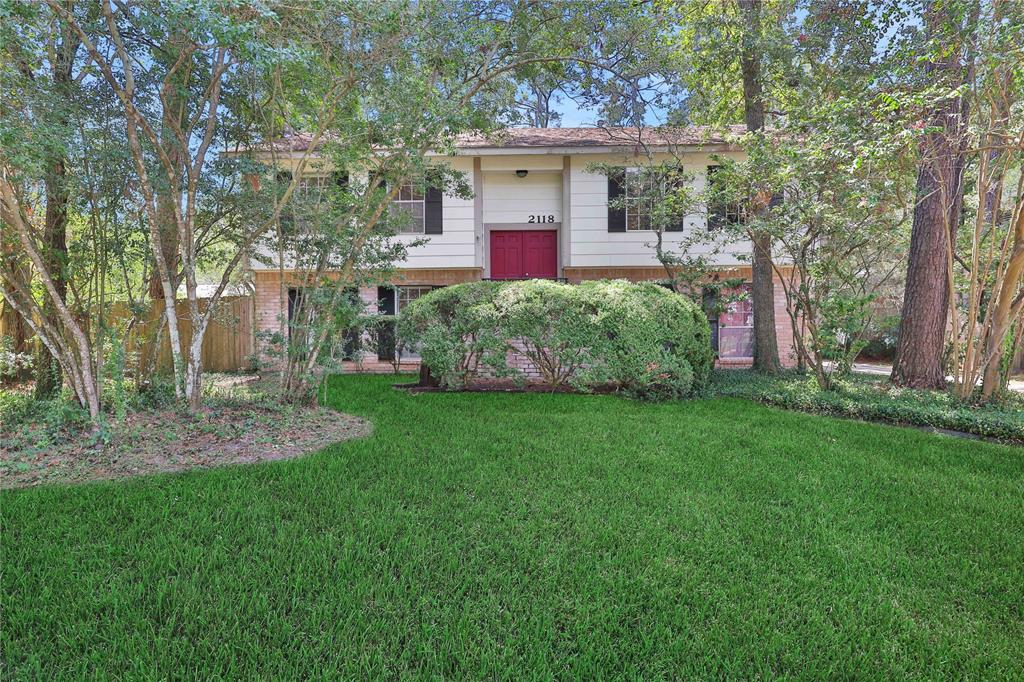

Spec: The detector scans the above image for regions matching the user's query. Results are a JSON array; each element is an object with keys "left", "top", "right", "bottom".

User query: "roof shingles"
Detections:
[{"left": 254, "top": 125, "right": 748, "bottom": 153}]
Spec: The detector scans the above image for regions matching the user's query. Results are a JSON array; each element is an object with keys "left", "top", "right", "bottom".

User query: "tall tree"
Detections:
[
  {"left": 34, "top": 12, "right": 80, "bottom": 398},
  {"left": 890, "top": 0, "right": 977, "bottom": 389},
  {"left": 737, "top": 0, "right": 781, "bottom": 373},
  {"left": 666, "top": 0, "right": 791, "bottom": 371}
]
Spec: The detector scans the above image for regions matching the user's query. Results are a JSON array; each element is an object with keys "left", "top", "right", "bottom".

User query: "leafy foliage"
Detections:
[
  {"left": 712, "top": 370, "right": 1024, "bottom": 443},
  {"left": 400, "top": 279, "right": 713, "bottom": 399}
]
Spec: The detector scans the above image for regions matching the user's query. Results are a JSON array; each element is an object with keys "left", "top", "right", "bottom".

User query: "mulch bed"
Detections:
[
  {"left": 1, "top": 401, "right": 370, "bottom": 490},
  {"left": 398, "top": 379, "right": 619, "bottom": 394}
]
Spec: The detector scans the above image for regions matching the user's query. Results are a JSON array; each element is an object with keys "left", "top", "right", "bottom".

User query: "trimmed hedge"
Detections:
[
  {"left": 399, "top": 279, "right": 713, "bottom": 399},
  {"left": 712, "top": 370, "right": 1024, "bottom": 444}
]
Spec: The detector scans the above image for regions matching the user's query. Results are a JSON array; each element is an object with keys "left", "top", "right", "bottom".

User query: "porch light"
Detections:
[{"left": 515, "top": 169, "right": 528, "bottom": 178}]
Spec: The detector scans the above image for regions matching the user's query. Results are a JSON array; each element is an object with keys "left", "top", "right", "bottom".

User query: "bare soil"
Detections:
[{"left": 1, "top": 375, "right": 370, "bottom": 489}]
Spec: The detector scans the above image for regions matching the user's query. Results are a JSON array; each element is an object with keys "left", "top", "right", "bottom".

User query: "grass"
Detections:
[{"left": 3, "top": 375, "right": 1023, "bottom": 678}]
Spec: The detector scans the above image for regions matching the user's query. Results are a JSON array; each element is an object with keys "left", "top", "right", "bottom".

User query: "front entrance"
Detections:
[{"left": 489, "top": 230, "right": 558, "bottom": 279}]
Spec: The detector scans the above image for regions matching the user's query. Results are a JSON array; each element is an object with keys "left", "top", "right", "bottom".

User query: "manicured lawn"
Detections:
[{"left": 3, "top": 375, "right": 1023, "bottom": 678}]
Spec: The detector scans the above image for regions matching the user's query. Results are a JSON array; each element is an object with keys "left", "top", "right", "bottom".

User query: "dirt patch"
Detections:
[{"left": 1, "top": 379, "right": 370, "bottom": 489}]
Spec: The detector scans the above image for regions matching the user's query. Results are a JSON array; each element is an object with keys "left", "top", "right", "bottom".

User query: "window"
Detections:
[
  {"left": 277, "top": 173, "right": 338, "bottom": 236},
  {"left": 296, "top": 174, "right": 329, "bottom": 199},
  {"left": 716, "top": 285, "right": 754, "bottom": 359},
  {"left": 707, "top": 166, "right": 741, "bottom": 230},
  {"left": 379, "top": 285, "right": 437, "bottom": 361},
  {"left": 390, "top": 183, "right": 426, "bottom": 234},
  {"left": 398, "top": 285, "right": 433, "bottom": 312},
  {"left": 624, "top": 169, "right": 654, "bottom": 231}
]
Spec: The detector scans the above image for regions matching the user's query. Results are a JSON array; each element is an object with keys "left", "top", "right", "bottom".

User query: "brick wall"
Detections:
[{"left": 253, "top": 267, "right": 801, "bottom": 372}]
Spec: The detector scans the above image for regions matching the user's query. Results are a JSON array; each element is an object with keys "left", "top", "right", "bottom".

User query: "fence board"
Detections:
[{"left": 1, "top": 295, "right": 255, "bottom": 374}]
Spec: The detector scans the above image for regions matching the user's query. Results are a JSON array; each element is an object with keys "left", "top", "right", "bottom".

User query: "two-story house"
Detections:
[{"left": 251, "top": 127, "right": 796, "bottom": 369}]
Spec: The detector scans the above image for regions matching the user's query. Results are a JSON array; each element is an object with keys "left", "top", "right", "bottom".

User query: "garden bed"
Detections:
[
  {"left": 711, "top": 369, "right": 1024, "bottom": 444},
  {"left": 0, "top": 375, "right": 370, "bottom": 489}
]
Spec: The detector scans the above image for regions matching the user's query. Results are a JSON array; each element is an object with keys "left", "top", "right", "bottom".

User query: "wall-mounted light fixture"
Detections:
[{"left": 515, "top": 169, "right": 528, "bottom": 178}]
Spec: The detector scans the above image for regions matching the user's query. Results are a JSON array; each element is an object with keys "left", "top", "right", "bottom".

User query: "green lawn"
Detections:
[{"left": 3, "top": 375, "right": 1023, "bottom": 678}]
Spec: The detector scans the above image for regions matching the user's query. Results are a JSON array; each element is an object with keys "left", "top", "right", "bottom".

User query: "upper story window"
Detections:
[
  {"left": 390, "top": 183, "right": 426, "bottom": 234},
  {"left": 624, "top": 169, "right": 654, "bottom": 231},
  {"left": 706, "top": 166, "right": 742, "bottom": 230}
]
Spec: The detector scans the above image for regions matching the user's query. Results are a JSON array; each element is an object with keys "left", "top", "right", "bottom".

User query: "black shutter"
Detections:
[
  {"left": 424, "top": 184, "right": 443, "bottom": 234},
  {"left": 607, "top": 169, "right": 626, "bottom": 232},
  {"left": 342, "top": 287, "right": 360, "bottom": 359},
  {"left": 277, "top": 171, "right": 295, "bottom": 235},
  {"left": 377, "top": 286, "right": 396, "bottom": 361}
]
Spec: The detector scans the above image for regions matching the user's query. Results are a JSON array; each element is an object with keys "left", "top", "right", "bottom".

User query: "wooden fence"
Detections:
[{"left": 0, "top": 295, "right": 255, "bottom": 374}]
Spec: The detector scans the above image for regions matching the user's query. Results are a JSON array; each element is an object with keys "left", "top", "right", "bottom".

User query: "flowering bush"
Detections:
[{"left": 399, "top": 279, "right": 713, "bottom": 399}]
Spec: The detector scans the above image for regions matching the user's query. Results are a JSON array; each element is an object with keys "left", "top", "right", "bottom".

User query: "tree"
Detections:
[
  {"left": 891, "top": 0, "right": 979, "bottom": 389},
  {"left": 1, "top": 0, "right": 104, "bottom": 416},
  {"left": 0, "top": 169, "right": 102, "bottom": 418},
  {"left": 664, "top": 0, "right": 796, "bottom": 372},
  {"left": 710, "top": 121, "right": 913, "bottom": 389},
  {"left": 946, "top": 0, "right": 1024, "bottom": 400},
  {"left": 2, "top": 1, "right": 85, "bottom": 397},
  {"left": 40, "top": 0, "right": 653, "bottom": 411},
  {"left": 736, "top": 0, "right": 782, "bottom": 373}
]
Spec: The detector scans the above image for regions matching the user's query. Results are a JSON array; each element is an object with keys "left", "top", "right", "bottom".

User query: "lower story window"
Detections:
[
  {"left": 378, "top": 285, "right": 439, "bottom": 361},
  {"left": 705, "top": 285, "right": 754, "bottom": 360},
  {"left": 398, "top": 285, "right": 434, "bottom": 313},
  {"left": 718, "top": 285, "right": 754, "bottom": 359}
]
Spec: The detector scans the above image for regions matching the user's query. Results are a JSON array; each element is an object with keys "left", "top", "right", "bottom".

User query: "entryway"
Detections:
[{"left": 489, "top": 230, "right": 558, "bottom": 279}]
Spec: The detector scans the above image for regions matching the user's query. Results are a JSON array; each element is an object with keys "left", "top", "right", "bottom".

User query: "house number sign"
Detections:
[{"left": 527, "top": 215, "right": 556, "bottom": 223}]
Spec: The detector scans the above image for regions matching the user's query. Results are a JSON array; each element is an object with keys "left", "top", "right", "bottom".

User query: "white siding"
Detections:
[
  {"left": 482, "top": 170, "right": 561, "bottom": 225},
  {"left": 252, "top": 149, "right": 753, "bottom": 272},
  {"left": 568, "top": 152, "right": 750, "bottom": 268},
  {"left": 397, "top": 156, "right": 476, "bottom": 268}
]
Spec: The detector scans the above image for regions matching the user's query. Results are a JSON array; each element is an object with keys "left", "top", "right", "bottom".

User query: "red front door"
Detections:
[{"left": 490, "top": 230, "right": 557, "bottom": 279}]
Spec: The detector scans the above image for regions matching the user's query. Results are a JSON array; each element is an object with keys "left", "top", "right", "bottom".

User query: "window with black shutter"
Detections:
[
  {"left": 607, "top": 168, "right": 626, "bottom": 232},
  {"left": 424, "top": 176, "right": 443, "bottom": 234},
  {"left": 377, "top": 286, "right": 397, "bottom": 361}
]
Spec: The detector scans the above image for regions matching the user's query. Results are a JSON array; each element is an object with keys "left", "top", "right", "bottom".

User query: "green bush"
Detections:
[{"left": 399, "top": 279, "right": 713, "bottom": 399}]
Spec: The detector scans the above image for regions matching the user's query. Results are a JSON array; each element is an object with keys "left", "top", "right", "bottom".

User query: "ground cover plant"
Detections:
[
  {"left": 3, "top": 375, "right": 1022, "bottom": 678},
  {"left": 711, "top": 369, "right": 1024, "bottom": 444}
]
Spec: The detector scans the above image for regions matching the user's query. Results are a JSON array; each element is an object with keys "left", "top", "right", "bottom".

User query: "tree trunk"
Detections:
[
  {"left": 891, "top": 0, "right": 973, "bottom": 390},
  {"left": 980, "top": 225, "right": 1024, "bottom": 399},
  {"left": 34, "top": 25, "right": 78, "bottom": 399},
  {"left": 738, "top": 0, "right": 781, "bottom": 374},
  {"left": 34, "top": 157, "right": 70, "bottom": 398},
  {"left": 142, "top": 32, "right": 189, "bottom": 389}
]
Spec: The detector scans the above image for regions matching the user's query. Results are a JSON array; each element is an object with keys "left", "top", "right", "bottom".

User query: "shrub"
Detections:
[
  {"left": 399, "top": 279, "right": 713, "bottom": 399},
  {"left": 398, "top": 281, "right": 511, "bottom": 387}
]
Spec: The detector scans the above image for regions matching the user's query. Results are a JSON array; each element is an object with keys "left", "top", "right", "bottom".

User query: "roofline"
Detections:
[{"left": 230, "top": 142, "right": 740, "bottom": 161}]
